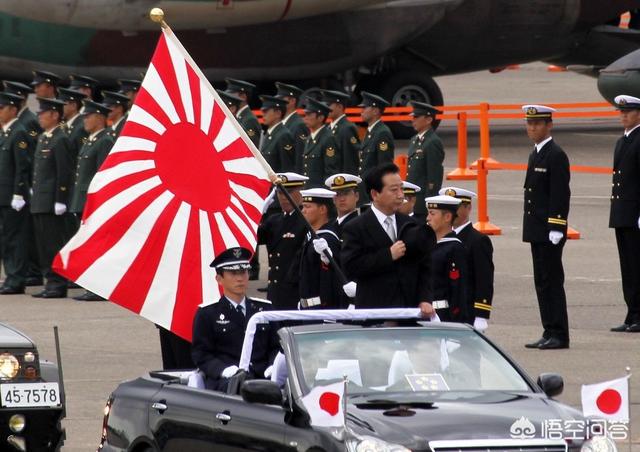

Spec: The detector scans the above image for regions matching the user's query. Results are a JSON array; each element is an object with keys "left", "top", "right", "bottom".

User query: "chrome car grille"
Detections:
[{"left": 429, "top": 439, "right": 567, "bottom": 452}]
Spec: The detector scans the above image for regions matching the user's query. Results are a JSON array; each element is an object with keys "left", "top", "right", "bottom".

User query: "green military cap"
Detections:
[
  {"left": 0, "top": 92, "right": 25, "bottom": 107},
  {"left": 58, "top": 87, "right": 87, "bottom": 104},
  {"left": 36, "top": 97, "right": 66, "bottom": 114},
  {"left": 217, "top": 90, "right": 243, "bottom": 108},
  {"left": 321, "top": 89, "right": 351, "bottom": 105},
  {"left": 614, "top": 95, "right": 640, "bottom": 110},
  {"left": 101, "top": 90, "right": 130, "bottom": 107},
  {"left": 225, "top": 78, "right": 256, "bottom": 95},
  {"left": 69, "top": 74, "right": 99, "bottom": 90},
  {"left": 275, "top": 82, "right": 304, "bottom": 99},
  {"left": 259, "top": 95, "right": 287, "bottom": 110},
  {"left": 410, "top": 101, "right": 441, "bottom": 117},
  {"left": 118, "top": 79, "right": 142, "bottom": 94},
  {"left": 82, "top": 99, "right": 111, "bottom": 116},
  {"left": 359, "top": 91, "right": 390, "bottom": 110},
  {"left": 31, "top": 70, "right": 61, "bottom": 87},
  {"left": 3, "top": 81, "right": 33, "bottom": 98},
  {"left": 304, "top": 97, "right": 331, "bottom": 116}
]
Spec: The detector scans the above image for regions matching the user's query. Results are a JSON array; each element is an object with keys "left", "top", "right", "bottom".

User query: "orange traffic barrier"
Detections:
[
  {"left": 446, "top": 112, "right": 477, "bottom": 180},
  {"left": 547, "top": 65, "right": 567, "bottom": 72},
  {"left": 395, "top": 154, "right": 408, "bottom": 180},
  {"left": 471, "top": 103, "right": 502, "bottom": 169},
  {"left": 473, "top": 158, "right": 501, "bottom": 235}
]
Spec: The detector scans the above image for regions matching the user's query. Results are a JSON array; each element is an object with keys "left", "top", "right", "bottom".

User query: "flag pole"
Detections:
[
  {"left": 626, "top": 366, "right": 631, "bottom": 452},
  {"left": 149, "top": 8, "right": 349, "bottom": 287}
]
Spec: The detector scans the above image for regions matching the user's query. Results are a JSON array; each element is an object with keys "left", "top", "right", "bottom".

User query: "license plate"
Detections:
[{"left": 0, "top": 382, "right": 61, "bottom": 408}]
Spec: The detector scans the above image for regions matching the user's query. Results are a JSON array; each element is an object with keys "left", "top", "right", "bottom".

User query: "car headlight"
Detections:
[
  {"left": 581, "top": 436, "right": 618, "bottom": 452},
  {"left": 346, "top": 435, "right": 411, "bottom": 452},
  {"left": 0, "top": 353, "right": 20, "bottom": 380}
]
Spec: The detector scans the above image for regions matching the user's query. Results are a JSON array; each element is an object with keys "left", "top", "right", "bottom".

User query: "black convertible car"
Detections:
[{"left": 97, "top": 309, "right": 616, "bottom": 452}]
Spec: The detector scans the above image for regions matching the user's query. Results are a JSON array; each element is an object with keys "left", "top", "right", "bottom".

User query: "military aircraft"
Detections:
[{"left": 0, "top": 0, "right": 638, "bottom": 135}]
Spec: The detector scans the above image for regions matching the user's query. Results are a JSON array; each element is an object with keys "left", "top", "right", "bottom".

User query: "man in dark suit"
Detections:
[
  {"left": 609, "top": 95, "right": 640, "bottom": 333},
  {"left": 521, "top": 105, "right": 571, "bottom": 350},
  {"left": 58, "top": 88, "right": 88, "bottom": 165},
  {"left": 301, "top": 98, "right": 340, "bottom": 188},
  {"left": 0, "top": 93, "right": 32, "bottom": 295},
  {"left": 30, "top": 98, "right": 74, "bottom": 298},
  {"left": 275, "top": 82, "right": 308, "bottom": 173},
  {"left": 225, "top": 78, "right": 261, "bottom": 149},
  {"left": 258, "top": 95, "right": 295, "bottom": 173},
  {"left": 322, "top": 90, "right": 361, "bottom": 175},
  {"left": 191, "top": 247, "right": 279, "bottom": 391},
  {"left": 324, "top": 173, "right": 360, "bottom": 239},
  {"left": 441, "top": 187, "right": 494, "bottom": 331},
  {"left": 341, "top": 162, "right": 435, "bottom": 313},
  {"left": 257, "top": 173, "right": 308, "bottom": 310}
]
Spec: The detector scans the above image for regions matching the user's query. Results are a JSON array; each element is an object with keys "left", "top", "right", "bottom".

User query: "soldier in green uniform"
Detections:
[
  {"left": 225, "top": 78, "right": 261, "bottom": 148},
  {"left": 70, "top": 100, "right": 115, "bottom": 302},
  {"left": 58, "top": 88, "right": 88, "bottom": 165},
  {"left": 275, "top": 82, "right": 309, "bottom": 173},
  {"left": 102, "top": 91, "right": 130, "bottom": 139},
  {"left": 117, "top": 79, "right": 141, "bottom": 104},
  {"left": 302, "top": 98, "right": 340, "bottom": 188},
  {"left": 216, "top": 90, "right": 242, "bottom": 115},
  {"left": 69, "top": 74, "right": 99, "bottom": 102},
  {"left": 322, "top": 89, "right": 361, "bottom": 175},
  {"left": 31, "top": 70, "right": 60, "bottom": 99},
  {"left": 406, "top": 101, "right": 444, "bottom": 223},
  {"left": 259, "top": 95, "right": 295, "bottom": 173},
  {"left": 358, "top": 91, "right": 394, "bottom": 204},
  {"left": 3, "top": 81, "right": 44, "bottom": 286},
  {"left": 0, "top": 93, "right": 32, "bottom": 294},
  {"left": 30, "top": 98, "right": 74, "bottom": 298}
]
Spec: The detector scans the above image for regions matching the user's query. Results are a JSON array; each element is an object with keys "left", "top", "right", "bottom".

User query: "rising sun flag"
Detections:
[{"left": 52, "top": 19, "right": 273, "bottom": 341}]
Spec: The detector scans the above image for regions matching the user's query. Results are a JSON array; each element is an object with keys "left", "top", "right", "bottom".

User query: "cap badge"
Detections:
[
  {"left": 619, "top": 98, "right": 627, "bottom": 105},
  {"left": 445, "top": 188, "right": 457, "bottom": 197},
  {"left": 334, "top": 176, "right": 345, "bottom": 186},
  {"left": 233, "top": 248, "right": 242, "bottom": 258},
  {"left": 526, "top": 107, "right": 537, "bottom": 115}
]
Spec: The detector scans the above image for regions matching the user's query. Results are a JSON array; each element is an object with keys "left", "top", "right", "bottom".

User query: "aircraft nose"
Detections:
[{"left": 597, "top": 48, "right": 640, "bottom": 104}]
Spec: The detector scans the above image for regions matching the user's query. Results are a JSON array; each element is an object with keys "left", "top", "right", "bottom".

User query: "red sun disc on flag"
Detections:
[
  {"left": 319, "top": 391, "right": 340, "bottom": 416},
  {"left": 596, "top": 389, "right": 622, "bottom": 414}
]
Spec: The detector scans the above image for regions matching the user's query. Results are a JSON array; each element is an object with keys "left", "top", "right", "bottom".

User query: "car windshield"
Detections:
[{"left": 293, "top": 327, "right": 531, "bottom": 395}]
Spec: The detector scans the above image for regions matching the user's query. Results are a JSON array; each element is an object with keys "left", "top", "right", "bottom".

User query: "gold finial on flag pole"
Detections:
[{"left": 149, "top": 8, "right": 168, "bottom": 29}]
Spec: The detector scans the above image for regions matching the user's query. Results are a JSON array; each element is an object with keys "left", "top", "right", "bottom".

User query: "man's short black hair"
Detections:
[{"left": 364, "top": 162, "right": 399, "bottom": 197}]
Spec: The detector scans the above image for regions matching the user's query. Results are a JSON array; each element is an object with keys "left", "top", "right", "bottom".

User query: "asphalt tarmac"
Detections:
[{"left": 2, "top": 63, "right": 639, "bottom": 451}]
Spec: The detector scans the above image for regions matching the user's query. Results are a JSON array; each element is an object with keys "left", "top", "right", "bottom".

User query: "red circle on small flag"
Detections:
[
  {"left": 596, "top": 389, "right": 622, "bottom": 414},
  {"left": 319, "top": 391, "right": 340, "bottom": 416},
  {"left": 155, "top": 122, "right": 231, "bottom": 211}
]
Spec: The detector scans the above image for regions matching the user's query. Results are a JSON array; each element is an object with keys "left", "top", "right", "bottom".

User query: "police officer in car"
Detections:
[{"left": 191, "top": 247, "right": 279, "bottom": 391}]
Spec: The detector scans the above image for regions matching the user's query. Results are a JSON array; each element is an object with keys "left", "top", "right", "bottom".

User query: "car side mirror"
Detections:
[
  {"left": 241, "top": 380, "right": 283, "bottom": 406},
  {"left": 537, "top": 373, "right": 563, "bottom": 398}
]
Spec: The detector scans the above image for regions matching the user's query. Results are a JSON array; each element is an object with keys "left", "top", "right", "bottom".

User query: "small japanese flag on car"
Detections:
[
  {"left": 581, "top": 376, "right": 629, "bottom": 421},
  {"left": 301, "top": 381, "right": 345, "bottom": 427}
]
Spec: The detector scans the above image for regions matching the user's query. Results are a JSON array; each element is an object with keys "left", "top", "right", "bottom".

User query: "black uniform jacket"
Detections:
[
  {"left": 456, "top": 222, "right": 494, "bottom": 319},
  {"left": 257, "top": 210, "right": 307, "bottom": 310},
  {"left": 326, "top": 210, "right": 358, "bottom": 240},
  {"left": 299, "top": 227, "right": 343, "bottom": 308},
  {"left": 0, "top": 120, "right": 31, "bottom": 205},
  {"left": 522, "top": 139, "right": 570, "bottom": 243},
  {"left": 191, "top": 296, "right": 279, "bottom": 390},
  {"left": 30, "top": 126, "right": 73, "bottom": 214},
  {"left": 430, "top": 232, "right": 470, "bottom": 323},
  {"left": 341, "top": 209, "right": 434, "bottom": 308},
  {"left": 609, "top": 126, "right": 640, "bottom": 228}
]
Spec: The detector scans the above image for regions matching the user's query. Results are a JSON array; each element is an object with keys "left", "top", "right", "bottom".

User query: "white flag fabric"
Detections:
[
  {"left": 301, "top": 381, "right": 345, "bottom": 427},
  {"left": 581, "top": 376, "right": 629, "bottom": 421}
]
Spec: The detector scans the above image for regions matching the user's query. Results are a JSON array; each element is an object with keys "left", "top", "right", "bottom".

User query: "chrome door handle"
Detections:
[
  {"left": 216, "top": 412, "right": 232, "bottom": 422},
  {"left": 151, "top": 402, "right": 168, "bottom": 412}
]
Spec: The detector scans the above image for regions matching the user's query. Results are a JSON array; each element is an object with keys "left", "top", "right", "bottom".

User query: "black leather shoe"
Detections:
[
  {"left": 626, "top": 323, "right": 640, "bottom": 332},
  {"left": 25, "top": 277, "right": 43, "bottom": 287},
  {"left": 525, "top": 338, "right": 547, "bottom": 349},
  {"left": 538, "top": 338, "right": 570, "bottom": 350},
  {"left": 32, "top": 290, "right": 67, "bottom": 299},
  {"left": 0, "top": 286, "right": 25, "bottom": 295},
  {"left": 72, "top": 292, "right": 105, "bottom": 302},
  {"left": 611, "top": 324, "right": 630, "bottom": 332}
]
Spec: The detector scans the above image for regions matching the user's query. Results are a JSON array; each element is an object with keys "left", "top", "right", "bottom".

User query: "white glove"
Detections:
[
  {"left": 342, "top": 281, "right": 357, "bottom": 298},
  {"left": 262, "top": 188, "right": 276, "bottom": 214},
  {"left": 312, "top": 238, "right": 332, "bottom": 265},
  {"left": 264, "top": 365, "right": 274, "bottom": 379},
  {"left": 637, "top": 216, "right": 640, "bottom": 229},
  {"left": 430, "top": 313, "right": 441, "bottom": 322},
  {"left": 10, "top": 195, "right": 25, "bottom": 211},
  {"left": 474, "top": 317, "right": 488, "bottom": 332},
  {"left": 54, "top": 202, "right": 67, "bottom": 215},
  {"left": 549, "top": 230, "right": 563, "bottom": 245},
  {"left": 347, "top": 304, "right": 356, "bottom": 310},
  {"left": 221, "top": 365, "right": 239, "bottom": 379}
]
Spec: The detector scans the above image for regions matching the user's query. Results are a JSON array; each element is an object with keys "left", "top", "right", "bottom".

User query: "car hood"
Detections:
[
  {"left": 0, "top": 323, "right": 35, "bottom": 348},
  {"left": 346, "top": 391, "right": 583, "bottom": 448}
]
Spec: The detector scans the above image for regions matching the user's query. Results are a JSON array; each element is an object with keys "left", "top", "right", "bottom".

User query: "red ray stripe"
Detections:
[
  {"left": 152, "top": 34, "right": 187, "bottom": 123},
  {"left": 217, "top": 138, "right": 253, "bottom": 161},
  {"left": 208, "top": 212, "right": 227, "bottom": 259},
  {"left": 82, "top": 169, "right": 157, "bottom": 220},
  {"left": 134, "top": 87, "right": 173, "bottom": 130},
  {"left": 170, "top": 207, "right": 202, "bottom": 341},
  {"left": 118, "top": 121, "right": 162, "bottom": 143},
  {"left": 228, "top": 172, "right": 271, "bottom": 197},
  {"left": 228, "top": 202, "right": 257, "bottom": 241},
  {"left": 60, "top": 185, "right": 166, "bottom": 281},
  {"left": 221, "top": 211, "right": 252, "bottom": 251},
  {"left": 232, "top": 196, "right": 263, "bottom": 225},
  {"left": 100, "top": 151, "right": 155, "bottom": 171},
  {"left": 108, "top": 197, "right": 182, "bottom": 314},
  {"left": 186, "top": 62, "right": 202, "bottom": 129},
  {"left": 207, "top": 102, "right": 226, "bottom": 142}
]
